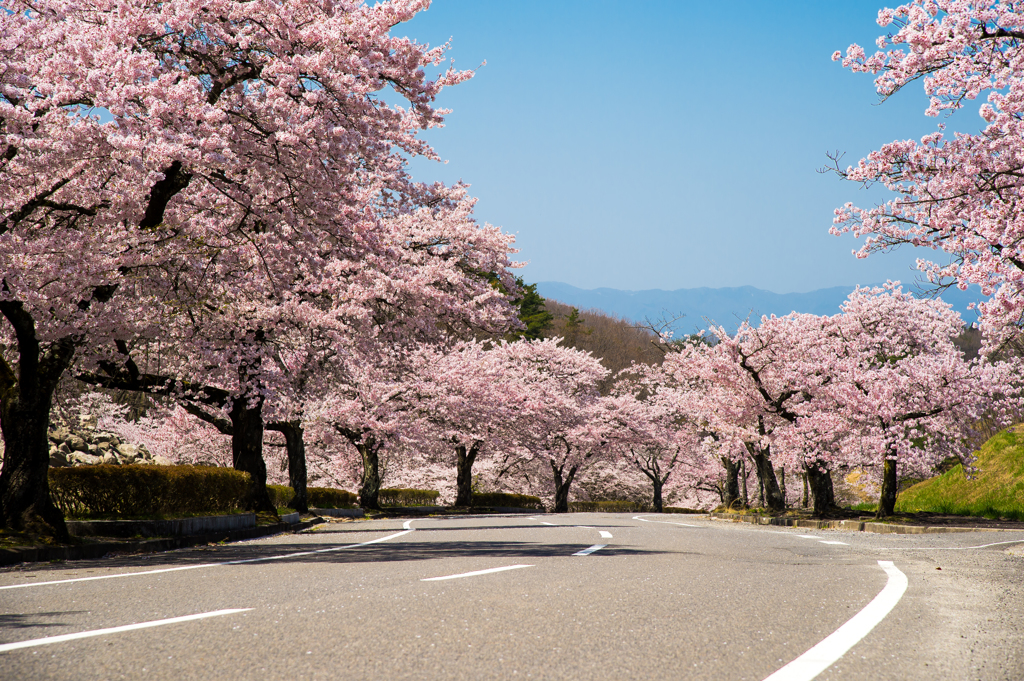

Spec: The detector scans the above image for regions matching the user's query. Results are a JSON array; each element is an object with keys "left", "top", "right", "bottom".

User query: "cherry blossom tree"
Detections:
[
  {"left": 1, "top": 0, "right": 520, "bottom": 535},
  {"left": 832, "top": 1, "right": 1024, "bottom": 340},
  {"left": 489, "top": 339, "right": 609, "bottom": 512},
  {"left": 405, "top": 340, "right": 529, "bottom": 507},
  {"left": 811, "top": 285, "right": 1016, "bottom": 516}
]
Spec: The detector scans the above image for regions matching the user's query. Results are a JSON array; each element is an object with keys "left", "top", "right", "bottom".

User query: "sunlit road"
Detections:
[{"left": 2, "top": 514, "right": 1023, "bottom": 680}]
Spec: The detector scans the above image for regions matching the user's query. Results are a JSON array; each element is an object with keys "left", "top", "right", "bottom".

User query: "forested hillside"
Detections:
[{"left": 540, "top": 299, "right": 664, "bottom": 391}]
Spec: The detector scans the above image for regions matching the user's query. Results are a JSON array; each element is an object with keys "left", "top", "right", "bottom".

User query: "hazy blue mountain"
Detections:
[{"left": 536, "top": 282, "right": 986, "bottom": 335}]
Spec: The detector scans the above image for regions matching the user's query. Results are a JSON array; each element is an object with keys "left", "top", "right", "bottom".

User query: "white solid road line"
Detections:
[
  {"left": 421, "top": 564, "right": 534, "bottom": 582},
  {"left": 0, "top": 609, "right": 252, "bottom": 653},
  {"left": 573, "top": 544, "right": 607, "bottom": 556},
  {"left": 632, "top": 515, "right": 699, "bottom": 528},
  {"left": 819, "top": 541, "right": 849, "bottom": 545},
  {"left": 883, "top": 539, "right": 1024, "bottom": 550},
  {"left": 540, "top": 521, "right": 557, "bottom": 526},
  {"left": 0, "top": 527, "right": 416, "bottom": 591},
  {"left": 797, "top": 535, "right": 818, "bottom": 539},
  {"left": 599, "top": 531, "right": 613, "bottom": 539},
  {"left": 762, "top": 560, "right": 908, "bottom": 681}
]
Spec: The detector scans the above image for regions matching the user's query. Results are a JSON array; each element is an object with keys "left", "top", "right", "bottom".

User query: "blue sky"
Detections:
[{"left": 400, "top": 0, "right": 980, "bottom": 294}]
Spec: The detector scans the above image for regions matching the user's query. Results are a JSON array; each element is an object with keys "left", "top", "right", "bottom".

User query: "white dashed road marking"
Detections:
[
  {"left": 0, "top": 609, "right": 251, "bottom": 653},
  {"left": 573, "top": 544, "right": 607, "bottom": 556},
  {"left": 599, "top": 531, "right": 613, "bottom": 539}
]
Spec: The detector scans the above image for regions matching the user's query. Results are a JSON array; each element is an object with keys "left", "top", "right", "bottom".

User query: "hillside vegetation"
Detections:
[
  {"left": 542, "top": 299, "right": 664, "bottom": 391},
  {"left": 897, "top": 424, "right": 1024, "bottom": 520}
]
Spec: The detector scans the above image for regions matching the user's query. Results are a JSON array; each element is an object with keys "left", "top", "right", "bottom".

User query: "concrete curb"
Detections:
[
  {"left": 313, "top": 507, "right": 364, "bottom": 518},
  {"left": 0, "top": 517, "right": 326, "bottom": 567},
  {"left": 66, "top": 513, "right": 257, "bottom": 538},
  {"left": 709, "top": 512, "right": 1005, "bottom": 534}
]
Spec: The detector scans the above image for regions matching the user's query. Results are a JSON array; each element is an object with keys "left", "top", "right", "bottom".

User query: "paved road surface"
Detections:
[{"left": 2, "top": 514, "right": 1023, "bottom": 680}]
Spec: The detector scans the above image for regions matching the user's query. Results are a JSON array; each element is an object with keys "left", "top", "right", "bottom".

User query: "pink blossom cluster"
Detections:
[{"left": 832, "top": 1, "right": 1024, "bottom": 342}]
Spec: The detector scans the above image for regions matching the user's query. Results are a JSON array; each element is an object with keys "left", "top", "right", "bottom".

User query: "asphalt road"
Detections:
[{"left": 2, "top": 513, "right": 1023, "bottom": 680}]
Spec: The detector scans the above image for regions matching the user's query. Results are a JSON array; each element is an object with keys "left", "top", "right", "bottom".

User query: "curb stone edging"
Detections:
[
  {"left": 66, "top": 513, "right": 257, "bottom": 538},
  {"left": 709, "top": 512, "right": 1005, "bottom": 534},
  {"left": 0, "top": 517, "right": 326, "bottom": 567}
]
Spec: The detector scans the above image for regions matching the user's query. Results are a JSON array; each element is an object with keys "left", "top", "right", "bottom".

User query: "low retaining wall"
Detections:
[
  {"left": 710, "top": 512, "right": 1001, "bottom": 534},
  {"left": 313, "top": 507, "right": 364, "bottom": 518},
  {"left": 66, "top": 513, "right": 256, "bottom": 538}
]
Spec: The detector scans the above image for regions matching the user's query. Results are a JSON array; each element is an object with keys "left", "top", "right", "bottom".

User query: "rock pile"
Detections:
[{"left": 47, "top": 415, "right": 172, "bottom": 467}]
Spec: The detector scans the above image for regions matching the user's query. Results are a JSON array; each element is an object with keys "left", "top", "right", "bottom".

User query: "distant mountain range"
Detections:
[{"left": 536, "top": 281, "right": 986, "bottom": 335}]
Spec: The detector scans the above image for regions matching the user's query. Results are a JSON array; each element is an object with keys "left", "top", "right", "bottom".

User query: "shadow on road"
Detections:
[{"left": 0, "top": 611, "right": 87, "bottom": 630}]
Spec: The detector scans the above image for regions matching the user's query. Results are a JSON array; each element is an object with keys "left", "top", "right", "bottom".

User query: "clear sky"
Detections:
[{"left": 400, "top": 0, "right": 981, "bottom": 294}]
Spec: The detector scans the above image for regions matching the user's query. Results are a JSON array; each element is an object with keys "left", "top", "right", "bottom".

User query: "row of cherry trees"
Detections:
[
  {"left": 8, "top": 0, "right": 1024, "bottom": 536},
  {"left": 68, "top": 283, "right": 1020, "bottom": 522}
]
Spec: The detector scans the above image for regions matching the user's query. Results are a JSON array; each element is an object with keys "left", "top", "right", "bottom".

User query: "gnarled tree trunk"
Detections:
[
  {"left": 454, "top": 442, "right": 480, "bottom": 507},
  {"left": 749, "top": 446, "right": 785, "bottom": 512},
  {"left": 805, "top": 464, "right": 837, "bottom": 517},
  {"left": 720, "top": 457, "right": 742, "bottom": 510},
  {"left": 277, "top": 420, "right": 308, "bottom": 513},
  {"left": 877, "top": 457, "right": 898, "bottom": 518},
  {"left": 550, "top": 459, "right": 579, "bottom": 514},
  {"left": 0, "top": 302, "right": 74, "bottom": 541},
  {"left": 229, "top": 396, "right": 275, "bottom": 515},
  {"left": 357, "top": 436, "right": 382, "bottom": 510}
]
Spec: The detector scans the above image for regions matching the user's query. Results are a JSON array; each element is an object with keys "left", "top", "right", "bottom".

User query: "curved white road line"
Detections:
[
  {"left": 762, "top": 560, "right": 908, "bottom": 681},
  {"left": 0, "top": 608, "right": 251, "bottom": 653},
  {"left": 0, "top": 526, "right": 416, "bottom": 591},
  {"left": 633, "top": 515, "right": 699, "bottom": 528}
]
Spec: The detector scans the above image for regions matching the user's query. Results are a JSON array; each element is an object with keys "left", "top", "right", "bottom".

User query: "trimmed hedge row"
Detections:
[
  {"left": 568, "top": 500, "right": 652, "bottom": 513},
  {"left": 379, "top": 488, "right": 439, "bottom": 507},
  {"left": 49, "top": 465, "right": 249, "bottom": 519},
  {"left": 266, "top": 484, "right": 358, "bottom": 509},
  {"left": 471, "top": 492, "right": 545, "bottom": 510}
]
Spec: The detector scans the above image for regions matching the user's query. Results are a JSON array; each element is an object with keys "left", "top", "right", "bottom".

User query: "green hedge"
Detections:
[
  {"left": 379, "top": 488, "right": 440, "bottom": 507},
  {"left": 50, "top": 465, "right": 249, "bottom": 519},
  {"left": 266, "top": 485, "right": 358, "bottom": 509},
  {"left": 568, "top": 500, "right": 651, "bottom": 513},
  {"left": 309, "top": 486, "right": 358, "bottom": 508},
  {"left": 471, "top": 492, "right": 545, "bottom": 510},
  {"left": 266, "top": 484, "right": 293, "bottom": 508},
  {"left": 663, "top": 506, "right": 703, "bottom": 514}
]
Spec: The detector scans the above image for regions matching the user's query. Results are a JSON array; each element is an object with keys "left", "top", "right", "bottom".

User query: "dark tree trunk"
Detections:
[
  {"left": 750, "top": 448, "right": 785, "bottom": 512},
  {"left": 720, "top": 457, "right": 742, "bottom": 510},
  {"left": 278, "top": 421, "right": 308, "bottom": 513},
  {"left": 877, "top": 457, "right": 898, "bottom": 518},
  {"left": 357, "top": 436, "right": 382, "bottom": 510},
  {"left": 806, "top": 464, "right": 837, "bottom": 517},
  {"left": 454, "top": 442, "right": 480, "bottom": 507},
  {"left": 741, "top": 458, "right": 749, "bottom": 507},
  {"left": 651, "top": 477, "right": 664, "bottom": 513},
  {"left": 778, "top": 467, "right": 786, "bottom": 507},
  {"left": 802, "top": 472, "right": 809, "bottom": 509},
  {"left": 550, "top": 460, "right": 579, "bottom": 513},
  {"left": 0, "top": 302, "right": 74, "bottom": 541},
  {"left": 229, "top": 396, "right": 275, "bottom": 515}
]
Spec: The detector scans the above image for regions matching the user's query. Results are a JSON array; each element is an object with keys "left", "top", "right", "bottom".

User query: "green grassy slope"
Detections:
[{"left": 896, "top": 425, "right": 1024, "bottom": 520}]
